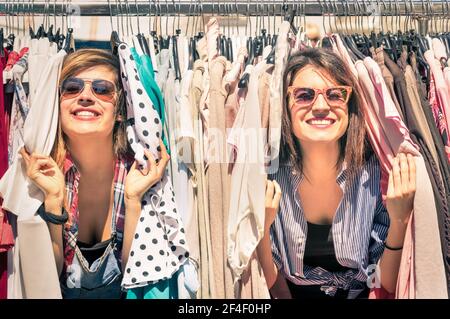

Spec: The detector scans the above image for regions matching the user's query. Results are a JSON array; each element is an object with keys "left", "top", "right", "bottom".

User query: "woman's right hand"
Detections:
[
  {"left": 20, "top": 148, "right": 65, "bottom": 204},
  {"left": 265, "top": 179, "right": 282, "bottom": 232}
]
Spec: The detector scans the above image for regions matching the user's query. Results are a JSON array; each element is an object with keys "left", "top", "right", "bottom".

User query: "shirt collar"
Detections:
[
  {"left": 63, "top": 152, "right": 131, "bottom": 176},
  {"left": 288, "top": 161, "right": 348, "bottom": 191},
  {"left": 63, "top": 152, "right": 77, "bottom": 175}
]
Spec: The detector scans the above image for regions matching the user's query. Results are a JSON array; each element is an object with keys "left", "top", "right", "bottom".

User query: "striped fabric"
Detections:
[{"left": 269, "top": 155, "right": 390, "bottom": 298}]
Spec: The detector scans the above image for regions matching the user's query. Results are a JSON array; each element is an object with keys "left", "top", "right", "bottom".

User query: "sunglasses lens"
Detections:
[
  {"left": 92, "top": 80, "right": 116, "bottom": 102},
  {"left": 92, "top": 80, "right": 115, "bottom": 95},
  {"left": 292, "top": 88, "right": 316, "bottom": 106},
  {"left": 61, "top": 78, "right": 84, "bottom": 96},
  {"left": 326, "top": 87, "right": 349, "bottom": 105}
]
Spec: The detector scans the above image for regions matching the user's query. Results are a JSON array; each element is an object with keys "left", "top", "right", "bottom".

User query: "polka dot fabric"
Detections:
[{"left": 118, "top": 43, "right": 189, "bottom": 289}]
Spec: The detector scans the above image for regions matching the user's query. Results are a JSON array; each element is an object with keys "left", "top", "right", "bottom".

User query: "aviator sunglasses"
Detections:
[{"left": 60, "top": 77, "right": 118, "bottom": 103}]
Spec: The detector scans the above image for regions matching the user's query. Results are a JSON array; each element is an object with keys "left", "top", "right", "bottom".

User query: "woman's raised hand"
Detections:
[
  {"left": 124, "top": 140, "right": 170, "bottom": 202},
  {"left": 20, "top": 147, "right": 65, "bottom": 203},
  {"left": 386, "top": 153, "right": 416, "bottom": 225},
  {"left": 265, "top": 179, "right": 282, "bottom": 232}
]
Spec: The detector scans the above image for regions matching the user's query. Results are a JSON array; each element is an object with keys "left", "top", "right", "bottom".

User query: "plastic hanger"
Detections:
[
  {"left": 63, "top": 28, "right": 73, "bottom": 53},
  {"left": 238, "top": 37, "right": 254, "bottom": 89},
  {"left": 172, "top": 34, "right": 181, "bottom": 80},
  {"left": 110, "top": 30, "right": 122, "bottom": 55},
  {"left": 227, "top": 36, "right": 233, "bottom": 63}
]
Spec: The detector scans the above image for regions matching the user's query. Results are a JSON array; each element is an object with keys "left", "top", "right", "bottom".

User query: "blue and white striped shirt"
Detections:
[{"left": 269, "top": 155, "right": 390, "bottom": 298}]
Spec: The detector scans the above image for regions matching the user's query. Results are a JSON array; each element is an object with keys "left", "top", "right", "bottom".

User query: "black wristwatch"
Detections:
[{"left": 37, "top": 203, "right": 69, "bottom": 225}]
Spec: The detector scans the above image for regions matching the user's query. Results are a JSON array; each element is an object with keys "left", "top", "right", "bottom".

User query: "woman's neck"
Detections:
[
  {"left": 300, "top": 142, "right": 341, "bottom": 184},
  {"left": 67, "top": 138, "right": 115, "bottom": 179}
]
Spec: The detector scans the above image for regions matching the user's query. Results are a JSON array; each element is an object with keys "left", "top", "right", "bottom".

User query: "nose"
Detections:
[
  {"left": 311, "top": 93, "right": 330, "bottom": 116},
  {"left": 77, "top": 82, "right": 95, "bottom": 104}
]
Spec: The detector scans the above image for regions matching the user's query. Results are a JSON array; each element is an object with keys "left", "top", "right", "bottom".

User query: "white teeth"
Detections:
[
  {"left": 308, "top": 119, "right": 334, "bottom": 125},
  {"left": 74, "top": 111, "right": 98, "bottom": 117}
]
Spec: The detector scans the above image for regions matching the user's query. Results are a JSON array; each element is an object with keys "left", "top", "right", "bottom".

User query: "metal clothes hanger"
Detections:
[{"left": 109, "top": 0, "right": 122, "bottom": 55}]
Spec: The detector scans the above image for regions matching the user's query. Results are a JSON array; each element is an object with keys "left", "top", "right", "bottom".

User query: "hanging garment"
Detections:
[
  {"left": 227, "top": 64, "right": 252, "bottom": 168},
  {"left": 424, "top": 50, "right": 450, "bottom": 162},
  {"left": 268, "top": 21, "right": 290, "bottom": 171},
  {"left": 390, "top": 50, "right": 450, "bottom": 295},
  {"left": 410, "top": 52, "right": 450, "bottom": 197},
  {"left": 190, "top": 59, "right": 215, "bottom": 298},
  {"left": 0, "top": 47, "right": 11, "bottom": 300},
  {"left": 155, "top": 48, "right": 172, "bottom": 158},
  {"left": 176, "top": 68, "right": 200, "bottom": 299},
  {"left": 371, "top": 47, "right": 404, "bottom": 120},
  {"left": 0, "top": 47, "right": 66, "bottom": 299},
  {"left": 227, "top": 56, "right": 267, "bottom": 285},
  {"left": 207, "top": 55, "right": 235, "bottom": 299},
  {"left": 226, "top": 48, "right": 271, "bottom": 299},
  {"left": 155, "top": 49, "right": 170, "bottom": 96},
  {"left": 163, "top": 46, "right": 198, "bottom": 298},
  {"left": 361, "top": 58, "right": 447, "bottom": 298},
  {"left": 130, "top": 44, "right": 169, "bottom": 153},
  {"left": 223, "top": 48, "right": 247, "bottom": 136},
  {"left": 199, "top": 18, "right": 220, "bottom": 171},
  {"left": 431, "top": 38, "right": 448, "bottom": 64},
  {"left": 0, "top": 48, "right": 9, "bottom": 188},
  {"left": 117, "top": 43, "right": 189, "bottom": 292},
  {"left": 340, "top": 51, "right": 446, "bottom": 298},
  {"left": 8, "top": 52, "right": 30, "bottom": 166},
  {"left": 27, "top": 39, "right": 58, "bottom": 107},
  {"left": 444, "top": 67, "right": 450, "bottom": 95},
  {"left": 398, "top": 49, "right": 450, "bottom": 293},
  {"left": 0, "top": 47, "right": 64, "bottom": 218},
  {"left": 126, "top": 272, "right": 178, "bottom": 299},
  {"left": 397, "top": 50, "right": 441, "bottom": 167}
]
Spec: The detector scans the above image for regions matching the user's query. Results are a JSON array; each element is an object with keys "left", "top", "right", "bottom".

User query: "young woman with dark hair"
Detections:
[{"left": 257, "top": 48, "right": 416, "bottom": 299}]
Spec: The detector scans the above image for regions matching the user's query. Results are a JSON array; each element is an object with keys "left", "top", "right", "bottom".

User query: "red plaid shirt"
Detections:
[{"left": 62, "top": 153, "right": 131, "bottom": 275}]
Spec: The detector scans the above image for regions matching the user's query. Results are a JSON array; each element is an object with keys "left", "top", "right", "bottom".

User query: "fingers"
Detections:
[
  {"left": 265, "top": 179, "right": 281, "bottom": 209},
  {"left": 387, "top": 166, "right": 395, "bottom": 198},
  {"left": 156, "top": 140, "right": 170, "bottom": 177},
  {"left": 265, "top": 180, "right": 275, "bottom": 207},
  {"left": 19, "top": 147, "right": 31, "bottom": 164},
  {"left": 273, "top": 180, "right": 282, "bottom": 208},
  {"left": 159, "top": 139, "right": 170, "bottom": 162},
  {"left": 142, "top": 149, "right": 156, "bottom": 176},
  {"left": 407, "top": 153, "right": 416, "bottom": 193},
  {"left": 20, "top": 148, "right": 55, "bottom": 179},
  {"left": 399, "top": 153, "right": 409, "bottom": 195},
  {"left": 389, "top": 153, "right": 417, "bottom": 199},
  {"left": 392, "top": 156, "right": 402, "bottom": 197}
]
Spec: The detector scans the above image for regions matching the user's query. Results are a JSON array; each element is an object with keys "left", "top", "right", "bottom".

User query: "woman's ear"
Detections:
[{"left": 116, "top": 114, "right": 123, "bottom": 122}]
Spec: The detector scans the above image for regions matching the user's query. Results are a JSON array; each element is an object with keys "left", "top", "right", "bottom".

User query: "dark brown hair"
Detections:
[
  {"left": 51, "top": 49, "right": 130, "bottom": 168},
  {"left": 280, "top": 48, "right": 370, "bottom": 178}
]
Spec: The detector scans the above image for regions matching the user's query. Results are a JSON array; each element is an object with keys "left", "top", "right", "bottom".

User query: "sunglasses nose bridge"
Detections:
[
  {"left": 311, "top": 90, "right": 331, "bottom": 111},
  {"left": 78, "top": 81, "right": 96, "bottom": 100}
]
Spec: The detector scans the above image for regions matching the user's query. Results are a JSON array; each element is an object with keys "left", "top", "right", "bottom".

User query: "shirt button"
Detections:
[
  {"left": 294, "top": 272, "right": 300, "bottom": 277},
  {"left": 297, "top": 237, "right": 302, "bottom": 244},
  {"left": 296, "top": 253, "right": 302, "bottom": 258}
]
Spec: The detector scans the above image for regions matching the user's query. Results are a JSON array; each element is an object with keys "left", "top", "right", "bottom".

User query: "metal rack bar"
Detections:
[{"left": 0, "top": 1, "right": 447, "bottom": 17}]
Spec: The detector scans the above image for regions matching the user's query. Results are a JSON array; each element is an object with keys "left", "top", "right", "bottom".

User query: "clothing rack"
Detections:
[{"left": 0, "top": 1, "right": 448, "bottom": 18}]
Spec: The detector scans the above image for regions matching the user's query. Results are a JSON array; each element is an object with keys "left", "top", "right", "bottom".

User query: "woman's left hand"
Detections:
[
  {"left": 386, "top": 153, "right": 416, "bottom": 225},
  {"left": 124, "top": 140, "right": 170, "bottom": 202}
]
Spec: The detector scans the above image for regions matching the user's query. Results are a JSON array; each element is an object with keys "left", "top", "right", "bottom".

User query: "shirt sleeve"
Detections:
[
  {"left": 270, "top": 225, "right": 283, "bottom": 270},
  {"left": 368, "top": 190, "right": 390, "bottom": 266}
]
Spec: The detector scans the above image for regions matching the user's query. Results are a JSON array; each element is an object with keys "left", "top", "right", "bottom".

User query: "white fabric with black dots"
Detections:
[{"left": 118, "top": 43, "right": 190, "bottom": 289}]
